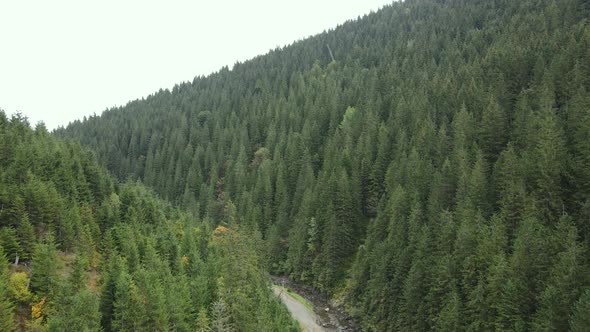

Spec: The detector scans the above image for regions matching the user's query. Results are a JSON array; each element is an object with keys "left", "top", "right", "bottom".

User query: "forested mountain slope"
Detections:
[
  {"left": 0, "top": 112, "right": 297, "bottom": 331},
  {"left": 59, "top": 0, "right": 590, "bottom": 330}
]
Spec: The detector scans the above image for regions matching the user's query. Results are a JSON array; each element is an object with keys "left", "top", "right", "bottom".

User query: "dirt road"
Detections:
[{"left": 273, "top": 285, "right": 328, "bottom": 332}]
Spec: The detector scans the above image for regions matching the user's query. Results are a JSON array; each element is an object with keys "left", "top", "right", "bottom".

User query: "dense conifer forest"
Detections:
[
  {"left": 2, "top": 0, "right": 590, "bottom": 330},
  {"left": 0, "top": 114, "right": 297, "bottom": 330}
]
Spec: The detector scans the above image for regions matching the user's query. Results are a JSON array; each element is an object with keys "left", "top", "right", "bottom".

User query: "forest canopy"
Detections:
[
  {"left": 2, "top": 0, "right": 590, "bottom": 330},
  {"left": 0, "top": 111, "right": 297, "bottom": 331}
]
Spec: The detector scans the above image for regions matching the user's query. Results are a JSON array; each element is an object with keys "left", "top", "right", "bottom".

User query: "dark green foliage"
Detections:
[
  {"left": 30, "top": 234, "right": 61, "bottom": 296},
  {"left": 0, "top": 228, "right": 20, "bottom": 264},
  {"left": 17, "top": 216, "right": 36, "bottom": 261},
  {"left": 532, "top": 218, "right": 588, "bottom": 331},
  {"left": 112, "top": 269, "right": 146, "bottom": 331},
  {"left": 0, "top": 111, "right": 295, "bottom": 330},
  {"left": 3, "top": 0, "right": 590, "bottom": 330}
]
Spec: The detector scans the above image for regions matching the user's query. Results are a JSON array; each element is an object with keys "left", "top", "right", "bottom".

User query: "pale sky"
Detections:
[{"left": 0, "top": 0, "right": 392, "bottom": 130}]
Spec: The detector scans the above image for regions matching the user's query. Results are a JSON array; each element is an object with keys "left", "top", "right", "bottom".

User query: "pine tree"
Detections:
[
  {"left": 112, "top": 271, "right": 146, "bottom": 332},
  {"left": 397, "top": 225, "right": 432, "bottom": 331},
  {"left": 367, "top": 123, "right": 390, "bottom": 217},
  {"left": 0, "top": 228, "right": 20, "bottom": 264},
  {"left": 17, "top": 215, "right": 35, "bottom": 261},
  {"left": 210, "top": 297, "right": 232, "bottom": 332},
  {"left": 532, "top": 219, "right": 588, "bottom": 331},
  {"left": 196, "top": 308, "right": 211, "bottom": 332},
  {"left": 47, "top": 289, "right": 101, "bottom": 332},
  {"left": 30, "top": 233, "right": 61, "bottom": 295},
  {"left": 509, "top": 216, "right": 551, "bottom": 322},
  {"left": 166, "top": 275, "right": 193, "bottom": 331},
  {"left": 134, "top": 268, "right": 169, "bottom": 331},
  {"left": 570, "top": 289, "right": 590, "bottom": 332},
  {"left": 480, "top": 95, "right": 508, "bottom": 161},
  {"left": 527, "top": 79, "right": 566, "bottom": 222},
  {"left": 69, "top": 254, "right": 89, "bottom": 291},
  {"left": 435, "top": 287, "right": 461, "bottom": 332},
  {"left": 0, "top": 245, "right": 15, "bottom": 332},
  {"left": 100, "top": 257, "right": 125, "bottom": 332}
]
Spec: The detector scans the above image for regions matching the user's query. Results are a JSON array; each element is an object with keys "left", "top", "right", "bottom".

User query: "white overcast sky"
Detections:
[{"left": 0, "top": 1, "right": 392, "bottom": 130}]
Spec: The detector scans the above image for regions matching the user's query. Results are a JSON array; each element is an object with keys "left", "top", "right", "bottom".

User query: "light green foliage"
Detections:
[
  {"left": 112, "top": 271, "right": 145, "bottom": 331},
  {"left": 8, "top": 272, "right": 33, "bottom": 304},
  {"left": 339, "top": 106, "right": 359, "bottom": 130},
  {"left": 196, "top": 308, "right": 211, "bottom": 332},
  {"left": 210, "top": 297, "right": 232, "bottom": 332},
  {"left": 47, "top": 289, "right": 101, "bottom": 332}
]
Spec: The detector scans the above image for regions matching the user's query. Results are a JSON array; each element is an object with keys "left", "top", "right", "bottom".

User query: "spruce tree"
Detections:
[
  {"left": 30, "top": 233, "right": 61, "bottom": 295},
  {"left": 570, "top": 289, "right": 590, "bottom": 332},
  {"left": 0, "top": 245, "right": 15, "bottom": 332}
]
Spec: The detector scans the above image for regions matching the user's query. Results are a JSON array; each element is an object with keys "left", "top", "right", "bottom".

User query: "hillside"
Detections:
[
  {"left": 0, "top": 112, "right": 297, "bottom": 331},
  {"left": 51, "top": 0, "right": 590, "bottom": 330}
]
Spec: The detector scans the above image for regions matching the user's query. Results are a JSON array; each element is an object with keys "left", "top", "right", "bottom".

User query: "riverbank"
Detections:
[
  {"left": 273, "top": 285, "right": 329, "bottom": 332},
  {"left": 272, "top": 276, "right": 359, "bottom": 331}
]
